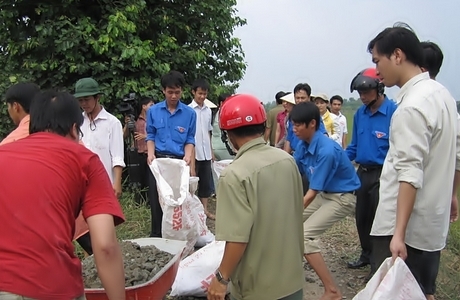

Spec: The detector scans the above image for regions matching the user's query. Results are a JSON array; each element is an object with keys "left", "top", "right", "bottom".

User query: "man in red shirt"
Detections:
[{"left": 0, "top": 90, "right": 126, "bottom": 300}]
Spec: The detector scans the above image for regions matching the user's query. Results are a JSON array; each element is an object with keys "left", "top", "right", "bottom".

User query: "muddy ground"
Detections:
[
  {"left": 166, "top": 199, "right": 369, "bottom": 300},
  {"left": 83, "top": 241, "right": 173, "bottom": 288}
]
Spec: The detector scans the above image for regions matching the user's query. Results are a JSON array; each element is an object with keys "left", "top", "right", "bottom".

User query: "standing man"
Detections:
[
  {"left": 75, "top": 77, "right": 125, "bottom": 197},
  {"left": 420, "top": 41, "right": 459, "bottom": 223},
  {"left": 189, "top": 79, "right": 215, "bottom": 219},
  {"left": 329, "top": 95, "right": 348, "bottom": 148},
  {"left": 292, "top": 101, "right": 361, "bottom": 300},
  {"left": 146, "top": 70, "right": 196, "bottom": 238},
  {"left": 0, "top": 90, "right": 125, "bottom": 300},
  {"left": 368, "top": 24, "right": 457, "bottom": 300},
  {"left": 264, "top": 91, "right": 286, "bottom": 146},
  {"left": 207, "top": 94, "right": 304, "bottom": 300},
  {"left": 345, "top": 68, "right": 397, "bottom": 279},
  {"left": 0, "top": 82, "right": 39, "bottom": 145}
]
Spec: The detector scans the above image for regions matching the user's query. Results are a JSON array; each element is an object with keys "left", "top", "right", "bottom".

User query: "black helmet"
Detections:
[{"left": 350, "top": 68, "right": 384, "bottom": 95}]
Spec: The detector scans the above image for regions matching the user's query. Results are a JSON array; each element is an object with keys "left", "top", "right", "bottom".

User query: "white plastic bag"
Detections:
[
  {"left": 189, "top": 177, "right": 215, "bottom": 248},
  {"left": 353, "top": 257, "right": 425, "bottom": 300},
  {"left": 149, "top": 158, "right": 198, "bottom": 255},
  {"left": 170, "top": 241, "right": 226, "bottom": 297},
  {"left": 212, "top": 159, "right": 233, "bottom": 178}
]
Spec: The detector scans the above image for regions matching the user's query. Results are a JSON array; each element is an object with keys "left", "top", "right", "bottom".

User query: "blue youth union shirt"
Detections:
[
  {"left": 287, "top": 118, "right": 328, "bottom": 150},
  {"left": 146, "top": 100, "right": 196, "bottom": 157},
  {"left": 345, "top": 97, "right": 397, "bottom": 165},
  {"left": 294, "top": 130, "right": 361, "bottom": 193}
]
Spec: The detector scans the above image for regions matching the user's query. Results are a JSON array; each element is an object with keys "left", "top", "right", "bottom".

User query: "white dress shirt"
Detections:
[
  {"left": 81, "top": 107, "right": 126, "bottom": 183},
  {"left": 371, "top": 72, "right": 458, "bottom": 251},
  {"left": 189, "top": 100, "right": 213, "bottom": 161},
  {"left": 334, "top": 112, "right": 348, "bottom": 143}
]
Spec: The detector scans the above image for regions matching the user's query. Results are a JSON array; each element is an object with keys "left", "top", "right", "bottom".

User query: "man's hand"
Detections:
[
  {"left": 134, "top": 132, "right": 146, "bottom": 141},
  {"left": 190, "top": 167, "right": 196, "bottom": 177},
  {"left": 183, "top": 154, "right": 192, "bottom": 165},
  {"left": 113, "top": 182, "right": 122, "bottom": 198},
  {"left": 147, "top": 153, "right": 156, "bottom": 165},
  {"left": 207, "top": 277, "right": 227, "bottom": 300},
  {"left": 390, "top": 235, "right": 407, "bottom": 262},
  {"left": 451, "top": 195, "right": 459, "bottom": 223}
]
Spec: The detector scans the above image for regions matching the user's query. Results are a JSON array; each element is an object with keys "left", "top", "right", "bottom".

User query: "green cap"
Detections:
[{"left": 73, "top": 78, "right": 103, "bottom": 98}]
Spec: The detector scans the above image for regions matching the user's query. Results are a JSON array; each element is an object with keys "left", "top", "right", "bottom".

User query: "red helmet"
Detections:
[
  {"left": 219, "top": 94, "right": 267, "bottom": 130},
  {"left": 350, "top": 68, "right": 384, "bottom": 95}
]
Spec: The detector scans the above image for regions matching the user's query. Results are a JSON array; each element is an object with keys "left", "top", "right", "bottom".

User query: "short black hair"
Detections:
[
  {"left": 293, "top": 83, "right": 311, "bottom": 97},
  {"left": 228, "top": 124, "right": 265, "bottom": 138},
  {"left": 29, "top": 90, "right": 83, "bottom": 137},
  {"left": 161, "top": 71, "right": 185, "bottom": 89},
  {"left": 137, "top": 96, "right": 155, "bottom": 115},
  {"left": 289, "top": 101, "right": 320, "bottom": 130},
  {"left": 4, "top": 82, "right": 40, "bottom": 113},
  {"left": 192, "top": 79, "right": 210, "bottom": 92},
  {"left": 330, "top": 95, "right": 344, "bottom": 104},
  {"left": 218, "top": 93, "right": 231, "bottom": 105},
  {"left": 275, "top": 91, "right": 286, "bottom": 105},
  {"left": 367, "top": 22, "right": 424, "bottom": 67},
  {"left": 420, "top": 41, "right": 444, "bottom": 78}
]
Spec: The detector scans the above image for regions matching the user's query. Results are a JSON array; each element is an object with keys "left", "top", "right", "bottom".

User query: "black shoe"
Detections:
[{"left": 347, "top": 259, "right": 370, "bottom": 269}]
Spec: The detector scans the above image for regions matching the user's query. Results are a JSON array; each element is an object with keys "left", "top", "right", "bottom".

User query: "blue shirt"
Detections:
[
  {"left": 294, "top": 131, "right": 361, "bottom": 193},
  {"left": 146, "top": 100, "right": 196, "bottom": 157},
  {"left": 287, "top": 117, "right": 327, "bottom": 151},
  {"left": 345, "top": 97, "right": 397, "bottom": 165}
]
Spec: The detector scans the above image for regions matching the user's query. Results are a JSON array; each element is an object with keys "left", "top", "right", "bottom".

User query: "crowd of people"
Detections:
[{"left": 0, "top": 22, "right": 459, "bottom": 300}]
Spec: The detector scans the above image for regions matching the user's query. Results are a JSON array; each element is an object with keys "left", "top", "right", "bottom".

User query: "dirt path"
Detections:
[{"left": 168, "top": 200, "right": 369, "bottom": 300}]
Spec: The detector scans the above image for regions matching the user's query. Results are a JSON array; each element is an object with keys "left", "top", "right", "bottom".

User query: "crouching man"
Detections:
[
  {"left": 292, "top": 102, "right": 361, "bottom": 300},
  {"left": 207, "top": 94, "right": 305, "bottom": 300},
  {"left": 0, "top": 90, "right": 126, "bottom": 300}
]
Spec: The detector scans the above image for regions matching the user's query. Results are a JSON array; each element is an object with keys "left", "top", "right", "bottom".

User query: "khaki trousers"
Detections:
[
  {"left": 302, "top": 192, "right": 356, "bottom": 254},
  {"left": 0, "top": 292, "right": 86, "bottom": 300}
]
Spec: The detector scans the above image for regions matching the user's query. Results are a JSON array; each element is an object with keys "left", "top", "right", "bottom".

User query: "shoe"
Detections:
[{"left": 347, "top": 259, "right": 370, "bottom": 269}]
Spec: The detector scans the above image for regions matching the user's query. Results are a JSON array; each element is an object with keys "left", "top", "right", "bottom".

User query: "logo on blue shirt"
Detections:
[{"left": 374, "top": 131, "right": 387, "bottom": 139}]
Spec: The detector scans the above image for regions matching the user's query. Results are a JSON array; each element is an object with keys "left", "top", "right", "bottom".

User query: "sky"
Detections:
[{"left": 233, "top": 0, "right": 460, "bottom": 103}]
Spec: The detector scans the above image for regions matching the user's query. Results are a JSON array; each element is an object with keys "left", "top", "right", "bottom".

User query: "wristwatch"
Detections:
[{"left": 215, "top": 270, "right": 230, "bottom": 285}]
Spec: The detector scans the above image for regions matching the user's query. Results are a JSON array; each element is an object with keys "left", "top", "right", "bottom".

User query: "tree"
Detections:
[{"left": 0, "top": 0, "right": 246, "bottom": 138}]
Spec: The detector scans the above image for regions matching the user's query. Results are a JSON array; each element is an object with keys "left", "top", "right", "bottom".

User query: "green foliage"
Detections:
[{"left": 0, "top": 0, "right": 247, "bottom": 138}]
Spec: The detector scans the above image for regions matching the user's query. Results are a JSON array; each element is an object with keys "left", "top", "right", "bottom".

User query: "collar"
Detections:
[
  {"left": 234, "top": 137, "right": 266, "bottom": 159},
  {"left": 322, "top": 110, "right": 331, "bottom": 119},
  {"left": 19, "top": 114, "right": 30, "bottom": 126},
  {"left": 84, "top": 107, "right": 109, "bottom": 121},
  {"left": 298, "top": 130, "right": 322, "bottom": 156},
  {"left": 159, "top": 100, "right": 183, "bottom": 112},
  {"left": 397, "top": 72, "right": 429, "bottom": 104},
  {"left": 190, "top": 100, "right": 209, "bottom": 110}
]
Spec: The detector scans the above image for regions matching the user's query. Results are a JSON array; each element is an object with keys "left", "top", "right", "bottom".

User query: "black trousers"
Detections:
[
  {"left": 148, "top": 153, "right": 182, "bottom": 238},
  {"left": 355, "top": 164, "right": 382, "bottom": 266},
  {"left": 134, "top": 152, "right": 150, "bottom": 205}
]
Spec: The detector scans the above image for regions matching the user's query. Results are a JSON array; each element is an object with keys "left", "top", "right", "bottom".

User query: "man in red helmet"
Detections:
[
  {"left": 345, "top": 67, "right": 397, "bottom": 279},
  {"left": 207, "top": 94, "right": 305, "bottom": 300}
]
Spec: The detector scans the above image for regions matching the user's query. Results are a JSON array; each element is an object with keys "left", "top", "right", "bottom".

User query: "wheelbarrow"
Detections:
[{"left": 85, "top": 238, "right": 187, "bottom": 300}]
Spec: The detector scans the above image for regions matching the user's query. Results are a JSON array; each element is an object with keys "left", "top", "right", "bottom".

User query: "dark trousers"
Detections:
[
  {"left": 355, "top": 164, "right": 382, "bottom": 267},
  {"left": 148, "top": 152, "right": 182, "bottom": 238},
  {"left": 135, "top": 152, "right": 150, "bottom": 205},
  {"left": 76, "top": 232, "right": 93, "bottom": 255}
]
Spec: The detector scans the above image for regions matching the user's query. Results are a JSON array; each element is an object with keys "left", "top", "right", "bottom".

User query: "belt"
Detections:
[
  {"left": 324, "top": 191, "right": 356, "bottom": 195},
  {"left": 358, "top": 164, "right": 383, "bottom": 172},
  {"left": 155, "top": 152, "right": 182, "bottom": 159}
]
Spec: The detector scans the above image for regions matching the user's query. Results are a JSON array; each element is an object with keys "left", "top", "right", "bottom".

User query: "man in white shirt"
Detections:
[
  {"left": 329, "top": 95, "right": 348, "bottom": 149},
  {"left": 368, "top": 24, "right": 458, "bottom": 299},
  {"left": 189, "top": 79, "right": 215, "bottom": 220},
  {"left": 74, "top": 77, "right": 125, "bottom": 197}
]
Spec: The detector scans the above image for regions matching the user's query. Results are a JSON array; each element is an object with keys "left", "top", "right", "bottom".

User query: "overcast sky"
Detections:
[{"left": 234, "top": 0, "right": 460, "bottom": 103}]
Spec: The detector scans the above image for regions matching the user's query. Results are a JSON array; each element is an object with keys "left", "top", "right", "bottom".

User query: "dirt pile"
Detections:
[{"left": 82, "top": 241, "right": 174, "bottom": 288}]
